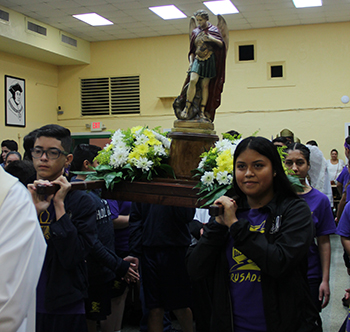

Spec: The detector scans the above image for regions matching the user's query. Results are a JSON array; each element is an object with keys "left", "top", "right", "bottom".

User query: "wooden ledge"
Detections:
[
  {"left": 102, "top": 178, "right": 204, "bottom": 208},
  {"left": 36, "top": 178, "right": 206, "bottom": 209}
]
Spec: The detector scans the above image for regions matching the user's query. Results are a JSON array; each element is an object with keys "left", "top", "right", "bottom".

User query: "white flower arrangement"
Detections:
[
  {"left": 194, "top": 133, "right": 242, "bottom": 206},
  {"left": 86, "top": 126, "right": 174, "bottom": 188}
]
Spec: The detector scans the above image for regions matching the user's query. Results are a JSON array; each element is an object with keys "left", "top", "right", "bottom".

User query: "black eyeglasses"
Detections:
[{"left": 31, "top": 147, "right": 68, "bottom": 160}]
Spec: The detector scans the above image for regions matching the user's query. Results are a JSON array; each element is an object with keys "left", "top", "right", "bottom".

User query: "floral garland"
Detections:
[
  {"left": 85, "top": 126, "right": 174, "bottom": 188},
  {"left": 194, "top": 134, "right": 303, "bottom": 207},
  {"left": 193, "top": 133, "right": 242, "bottom": 206}
]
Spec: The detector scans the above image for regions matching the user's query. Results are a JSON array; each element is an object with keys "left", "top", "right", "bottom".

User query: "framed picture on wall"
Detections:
[{"left": 5, "top": 75, "right": 26, "bottom": 127}]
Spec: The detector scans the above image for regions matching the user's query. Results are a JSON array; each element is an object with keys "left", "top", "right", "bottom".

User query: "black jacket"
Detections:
[
  {"left": 187, "top": 196, "right": 322, "bottom": 332},
  {"left": 129, "top": 203, "right": 194, "bottom": 256},
  {"left": 45, "top": 190, "right": 96, "bottom": 311},
  {"left": 70, "top": 180, "right": 130, "bottom": 285}
]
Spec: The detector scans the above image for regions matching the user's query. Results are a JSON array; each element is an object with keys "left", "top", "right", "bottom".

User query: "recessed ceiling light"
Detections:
[
  {"left": 292, "top": 0, "right": 322, "bottom": 8},
  {"left": 203, "top": 0, "right": 239, "bottom": 15},
  {"left": 149, "top": 5, "right": 187, "bottom": 20},
  {"left": 73, "top": 13, "right": 113, "bottom": 26}
]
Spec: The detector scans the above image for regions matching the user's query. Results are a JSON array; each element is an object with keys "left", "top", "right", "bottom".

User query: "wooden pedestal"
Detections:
[{"left": 168, "top": 120, "right": 219, "bottom": 179}]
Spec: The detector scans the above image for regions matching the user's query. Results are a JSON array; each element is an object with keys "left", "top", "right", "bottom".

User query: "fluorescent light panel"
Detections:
[
  {"left": 292, "top": 0, "right": 322, "bottom": 8},
  {"left": 73, "top": 13, "right": 113, "bottom": 26},
  {"left": 204, "top": 0, "right": 239, "bottom": 15},
  {"left": 149, "top": 5, "right": 186, "bottom": 20}
]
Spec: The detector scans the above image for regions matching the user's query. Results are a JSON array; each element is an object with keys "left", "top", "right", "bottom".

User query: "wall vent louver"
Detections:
[
  {"left": 62, "top": 34, "right": 77, "bottom": 47},
  {"left": 27, "top": 21, "right": 47, "bottom": 36},
  {"left": 111, "top": 76, "right": 140, "bottom": 115},
  {"left": 0, "top": 9, "right": 9, "bottom": 22},
  {"left": 81, "top": 76, "right": 140, "bottom": 116}
]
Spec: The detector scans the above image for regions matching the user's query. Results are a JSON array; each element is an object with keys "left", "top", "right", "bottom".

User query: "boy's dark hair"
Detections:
[
  {"left": 70, "top": 144, "right": 101, "bottom": 173},
  {"left": 35, "top": 124, "right": 72, "bottom": 152},
  {"left": 272, "top": 136, "right": 288, "bottom": 145},
  {"left": 23, "top": 129, "right": 39, "bottom": 161},
  {"left": 5, "top": 160, "right": 36, "bottom": 185},
  {"left": 233, "top": 136, "right": 299, "bottom": 203},
  {"left": 1, "top": 139, "right": 18, "bottom": 151},
  {"left": 306, "top": 140, "right": 318, "bottom": 147},
  {"left": 225, "top": 130, "right": 241, "bottom": 138},
  {"left": 5, "top": 151, "right": 22, "bottom": 162}
]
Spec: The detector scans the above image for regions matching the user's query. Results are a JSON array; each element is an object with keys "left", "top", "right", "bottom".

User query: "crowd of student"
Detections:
[{"left": 1, "top": 124, "right": 350, "bottom": 332}]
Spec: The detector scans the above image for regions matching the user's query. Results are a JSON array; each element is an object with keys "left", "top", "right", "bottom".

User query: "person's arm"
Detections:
[
  {"left": 0, "top": 182, "right": 46, "bottom": 331},
  {"left": 49, "top": 190, "right": 96, "bottom": 269},
  {"left": 317, "top": 235, "right": 331, "bottom": 308},
  {"left": 113, "top": 214, "right": 129, "bottom": 229},
  {"left": 337, "top": 181, "right": 344, "bottom": 196},
  {"left": 337, "top": 192, "right": 347, "bottom": 221},
  {"left": 89, "top": 240, "right": 139, "bottom": 281},
  {"left": 341, "top": 237, "right": 350, "bottom": 261}
]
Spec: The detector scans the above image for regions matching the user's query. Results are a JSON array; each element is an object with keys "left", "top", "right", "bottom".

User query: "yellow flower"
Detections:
[
  {"left": 128, "top": 150, "right": 141, "bottom": 162},
  {"left": 144, "top": 129, "right": 155, "bottom": 139},
  {"left": 131, "top": 126, "right": 143, "bottom": 134},
  {"left": 106, "top": 144, "right": 113, "bottom": 152},
  {"left": 216, "top": 150, "right": 233, "bottom": 173},
  {"left": 134, "top": 144, "right": 149, "bottom": 155}
]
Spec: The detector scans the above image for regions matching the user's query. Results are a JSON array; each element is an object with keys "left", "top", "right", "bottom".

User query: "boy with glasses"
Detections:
[{"left": 27, "top": 124, "right": 96, "bottom": 332}]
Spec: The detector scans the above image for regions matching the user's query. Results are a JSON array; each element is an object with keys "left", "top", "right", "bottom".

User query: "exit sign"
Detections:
[{"left": 91, "top": 121, "right": 102, "bottom": 132}]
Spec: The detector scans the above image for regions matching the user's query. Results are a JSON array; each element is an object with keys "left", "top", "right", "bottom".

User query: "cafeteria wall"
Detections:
[{"left": 1, "top": 21, "right": 349, "bottom": 159}]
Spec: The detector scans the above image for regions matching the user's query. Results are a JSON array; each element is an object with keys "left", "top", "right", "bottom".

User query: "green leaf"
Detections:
[
  {"left": 159, "top": 164, "right": 176, "bottom": 178},
  {"left": 95, "top": 164, "right": 113, "bottom": 172},
  {"left": 287, "top": 174, "right": 304, "bottom": 192},
  {"left": 86, "top": 173, "right": 104, "bottom": 181},
  {"left": 104, "top": 172, "right": 122, "bottom": 189},
  {"left": 197, "top": 186, "right": 230, "bottom": 207},
  {"left": 70, "top": 170, "right": 96, "bottom": 175}
]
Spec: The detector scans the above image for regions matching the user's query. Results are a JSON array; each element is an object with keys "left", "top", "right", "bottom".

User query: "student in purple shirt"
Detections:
[
  {"left": 285, "top": 143, "right": 336, "bottom": 312},
  {"left": 188, "top": 136, "right": 321, "bottom": 332},
  {"left": 336, "top": 201, "right": 350, "bottom": 332},
  {"left": 336, "top": 136, "right": 350, "bottom": 221}
]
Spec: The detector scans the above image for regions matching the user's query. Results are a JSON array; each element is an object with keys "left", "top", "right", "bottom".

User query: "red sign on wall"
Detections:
[{"left": 91, "top": 121, "right": 102, "bottom": 132}]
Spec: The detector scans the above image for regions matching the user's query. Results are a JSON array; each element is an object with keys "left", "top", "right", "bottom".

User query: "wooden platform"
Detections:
[
  {"left": 36, "top": 178, "right": 207, "bottom": 209},
  {"left": 101, "top": 178, "right": 206, "bottom": 208}
]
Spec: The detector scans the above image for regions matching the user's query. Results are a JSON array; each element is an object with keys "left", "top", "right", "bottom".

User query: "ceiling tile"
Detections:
[{"left": 0, "top": 0, "right": 348, "bottom": 42}]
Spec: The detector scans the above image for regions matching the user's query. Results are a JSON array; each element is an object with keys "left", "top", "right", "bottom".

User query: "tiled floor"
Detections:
[
  {"left": 320, "top": 234, "right": 349, "bottom": 331},
  {"left": 120, "top": 234, "right": 348, "bottom": 332}
]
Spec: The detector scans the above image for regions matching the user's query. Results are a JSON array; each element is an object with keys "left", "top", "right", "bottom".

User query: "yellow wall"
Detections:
[
  {"left": 1, "top": 21, "right": 350, "bottom": 160},
  {"left": 0, "top": 50, "right": 58, "bottom": 154},
  {"left": 58, "top": 21, "right": 350, "bottom": 160}
]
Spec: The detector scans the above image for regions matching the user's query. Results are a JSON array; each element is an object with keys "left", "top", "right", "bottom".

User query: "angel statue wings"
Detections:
[{"left": 173, "top": 10, "right": 229, "bottom": 123}]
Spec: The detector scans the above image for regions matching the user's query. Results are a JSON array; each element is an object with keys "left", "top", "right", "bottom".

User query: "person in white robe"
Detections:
[{"left": 0, "top": 167, "right": 46, "bottom": 332}]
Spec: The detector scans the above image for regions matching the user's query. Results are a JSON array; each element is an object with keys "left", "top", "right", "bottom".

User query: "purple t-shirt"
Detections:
[
  {"left": 107, "top": 200, "right": 131, "bottom": 253},
  {"left": 336, "top": 202, "right": 350, "bottom": 237},
  {"left": 337, "top": 166, "right": 350, "bottom": 192},
  {"left": 36, "top": 202, "right": 85, "bottom": 314},
  {"left": 226, "top": 209, "right": 268, "bottom": 332},
  {"left": 300, "top": 188, "right": 336, "bottom": 279},
  {"left": 114, "top": 200, "right": 131, "bottom": 253}
]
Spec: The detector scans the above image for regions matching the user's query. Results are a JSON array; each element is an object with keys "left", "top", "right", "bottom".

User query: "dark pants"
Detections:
[{"left": 36, "top": 313, "right": 88, "bottom": 332}]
